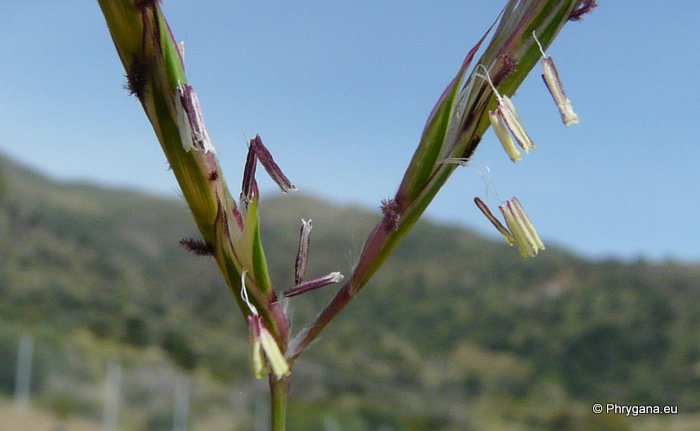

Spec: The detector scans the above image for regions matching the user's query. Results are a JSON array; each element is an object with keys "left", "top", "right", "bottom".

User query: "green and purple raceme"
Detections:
[
  {"left": 98, "top": 0, "right": 295, "bottom": 351},
  {"left": 97, "top": 1, "right": 596, "bottom": 429},
  {"left": 287, "top": 0, "right": 594, "bottom": 361}
]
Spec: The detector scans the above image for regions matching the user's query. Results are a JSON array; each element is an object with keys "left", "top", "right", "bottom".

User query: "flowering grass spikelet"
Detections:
[
  {"left": 499, "top": 96, "right": 536, "bottom": 151},
  {"left": 478, "top": 65, "right": 535, "bottom": 163},
  {"left": 499, "top": 198, "right": 545, "bottom": 258},
  {"left": 488, "top": 110, "right": 522, "bottom": 162},
  {"left": 242, "top": 271, "right": 290, "bottom": 380},
  {"left": 175, "top": 83, "right": 216, "bottom": 154},
  {"left": 258, "top": 320, "right": 291, "bottom": 379},
  {"left": 475, "top": 197, "right": 544, "bottom": 259},
  {"left": 474, "top": 197, "right": 515, "bottom": 245},
  {"left": 533, "top": 31, "right": 579, "bottom": 127},
  {"left": 247, "top": 315, "right": 266, "bottom": 378},
  {"left": 510, "top": 197, "right": 545, "bottom": 251},
  {"left": 247, "top": 314, "right": 291, "bottom": 379}
]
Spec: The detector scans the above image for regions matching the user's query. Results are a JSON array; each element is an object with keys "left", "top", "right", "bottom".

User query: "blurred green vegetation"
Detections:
[{"left": 0, "top": 153, "right": 698, "bottom": 430}]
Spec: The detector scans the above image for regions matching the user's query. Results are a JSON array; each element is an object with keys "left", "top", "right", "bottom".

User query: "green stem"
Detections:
[{"left": 269, "top": 376, "right": 289, "bottom": 431}]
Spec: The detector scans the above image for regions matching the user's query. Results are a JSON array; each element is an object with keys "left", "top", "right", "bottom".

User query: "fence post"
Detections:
[
  {"left": 173, "top": 374, "right": 190, "bottom": 431},
  {"left": 14, "top": 334, "right": 33, "bottom": 411},
  {"left": 102, "top": 361, "right": 121, "bottom": 431}
]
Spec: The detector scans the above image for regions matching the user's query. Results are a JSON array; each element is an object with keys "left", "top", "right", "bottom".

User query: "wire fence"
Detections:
[
  {"left": 2, "top": 333, "right": 277, "bottom": 431},
  {"left": 3, "top": 333, "right": 377, "bottom": 431}
]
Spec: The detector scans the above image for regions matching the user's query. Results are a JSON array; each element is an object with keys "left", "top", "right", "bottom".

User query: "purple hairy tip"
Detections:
[
  {"left": 381, "top": 198, "right": 400, "bottom": 232},
  {"left": 179, "top": 238, "right": 214, "bottom": 256},
  {"left": 569, "top": 0, "right": 598, "bottom": 21},
  {"left": 492, "top": 55, "right": 518, "bottom": 88},
  {"left": 208, "top": 169, "right": 219, "bottom": 182},
  {"left": 124, "top": 59, "right": 148, "bottom": 99}
]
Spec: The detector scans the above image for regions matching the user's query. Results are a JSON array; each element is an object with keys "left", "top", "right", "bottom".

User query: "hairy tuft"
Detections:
[
  {"left": 380, "top": 198, "right": 400, "bottom": 232},
  {"left": 179, "top": 238, "right": 215, "bottom": 256},
  {"left": 124, "top": 59, "right": 148, "bottom": 99},
  {"left": 569, "top": 0, "right": 598, "bottom": 21},
  {"left": 492, "top": 55, "right": 518, "bottom": 88}
]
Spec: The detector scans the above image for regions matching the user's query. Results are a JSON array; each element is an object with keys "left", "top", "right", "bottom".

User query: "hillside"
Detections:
[{"left": 0, "top": 153, "right": 698, "bottom": 431}]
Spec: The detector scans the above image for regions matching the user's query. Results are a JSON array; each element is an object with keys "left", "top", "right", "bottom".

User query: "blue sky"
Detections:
[{"left": 2, "top": 2, "right": 699, "bottom": 262}]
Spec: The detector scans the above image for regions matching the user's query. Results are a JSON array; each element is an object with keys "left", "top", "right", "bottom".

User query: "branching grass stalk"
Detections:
[{"left": 97, "top": 1, "right": 595, "bottom": 429}]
